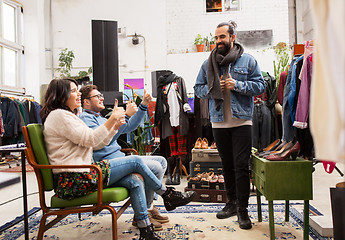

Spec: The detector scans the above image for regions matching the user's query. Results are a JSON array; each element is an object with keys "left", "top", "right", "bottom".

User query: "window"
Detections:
[
  {"left": 0, "top": 0, "right": 23, "bottom": 89},
  {"left": 206, "top": 0, "right": 240, "bottom": 13}
]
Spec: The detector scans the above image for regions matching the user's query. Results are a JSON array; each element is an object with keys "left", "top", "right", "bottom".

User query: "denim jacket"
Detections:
[{"left": 194, "top": 53, "right": 265, "bottom": 122}]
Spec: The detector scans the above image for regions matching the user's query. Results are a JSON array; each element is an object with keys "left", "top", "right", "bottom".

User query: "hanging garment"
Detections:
[
  {"left": 154, "top": 73, "right": 189, "bottom": 139},
  {"left": 310, "top": 0, "right": 345, "bottom": 162}
]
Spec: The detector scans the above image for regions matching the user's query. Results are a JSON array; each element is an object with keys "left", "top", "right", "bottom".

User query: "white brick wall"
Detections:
[
  {"left": 166, "top": 0, "right": 290, "bottom": 54},
  {"left": 166, "top": 0, "right": 291, "bottom": 92}
]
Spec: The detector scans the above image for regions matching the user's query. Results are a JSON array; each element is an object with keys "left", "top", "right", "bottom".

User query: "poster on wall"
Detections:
[{"left": 123, "top": 78, "right": 144, "bottom": 103}]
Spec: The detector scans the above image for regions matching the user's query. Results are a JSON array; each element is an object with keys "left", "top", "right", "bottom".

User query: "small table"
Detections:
[
  {"left": 0, "top": 144, "right": 29, "bottom": 240},
  {"left": 251, "top": 152, "right": 313, "bottom": 240}
]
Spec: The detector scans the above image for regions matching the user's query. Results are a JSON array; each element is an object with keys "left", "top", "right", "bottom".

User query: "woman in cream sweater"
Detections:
[{"left": 40, "top": 78, "right": 196, "bottom": 240}]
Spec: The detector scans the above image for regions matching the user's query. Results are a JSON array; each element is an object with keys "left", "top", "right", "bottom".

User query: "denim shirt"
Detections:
[{"left": 194, "top": 53, "right": 265, "bottom": 122}]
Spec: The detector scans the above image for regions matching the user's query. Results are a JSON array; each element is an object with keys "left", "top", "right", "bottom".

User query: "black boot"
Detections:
[
  {"left": 165, "top": 158, "right": 173, "bottom": 185},
  {"left": 216, "top": 200, "right": 237, "bottom": 219},
  {"left": 162, "top": 187, "right": 196, "bottom": 211},
  {"left": 139, "top": 224, "right": 162, "bottom": 240},
  {"left": 237, "top": 207, "right": 252, "bottom": 229},
  {"left": 172, "top": 157, "right": 180, "bottom": 185}
]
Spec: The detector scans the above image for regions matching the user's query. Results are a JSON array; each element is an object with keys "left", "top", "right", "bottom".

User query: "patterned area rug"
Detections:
[{"left": 0, "top": 203, "right": 331, "bottom": 240}]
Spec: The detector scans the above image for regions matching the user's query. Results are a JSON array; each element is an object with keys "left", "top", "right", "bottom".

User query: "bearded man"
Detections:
[{"left": 194, "top": 21, "right": 265, "bottom": 229}]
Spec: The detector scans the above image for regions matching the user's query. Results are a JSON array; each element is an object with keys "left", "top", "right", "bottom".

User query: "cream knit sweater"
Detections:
[{"left": 43, "top": 109, "right": 117, "bottom": 173}]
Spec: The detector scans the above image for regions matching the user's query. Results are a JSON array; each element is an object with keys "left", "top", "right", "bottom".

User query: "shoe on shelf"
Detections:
[
  {"left": 162, "top": 187, "right": 196, "bottom": 211},
  {"left": 148, "top": 205, "right": 169, "bottom": 223},
  {"left": 210, "top": 141, "right": 217, "bottom": 149},
  {"left": 216, "top": 201, "right": 237, "bottom": 219},
  {"left": 132, "top": 215, "right": 163, "bottom": 231},
  {"left": 237, "top": 207, "right": 252, "bottom": 229},
  {"left": 218, "top": 174, "right": 224, "bottom": 183},
  {"left": 266, "top": 141, "right": 300, "bottom": 161},
  {"left": 263, "top": 139, "right": 281, "bottom": 152},
  {"left": 194, "top": 137, "right": 202, "bottom": 149},
  {"left": 139, "top": 224, "right": 162, "bottom": 240},
  {"left": 201, "top": 138, "right": 209, "bottom": 149}
]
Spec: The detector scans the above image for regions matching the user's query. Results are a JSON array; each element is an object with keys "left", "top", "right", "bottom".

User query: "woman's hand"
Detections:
[
  {"left": 141, "top": 90, "right": 152, "bottom": 106},
  {"left": 125, "top": 99, "right": 138, "bottom": 117}
]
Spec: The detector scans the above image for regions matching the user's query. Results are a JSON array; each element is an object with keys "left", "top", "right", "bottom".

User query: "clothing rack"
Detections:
[{"left": 0, "top": 88, "right": 34, "bottom": 100}]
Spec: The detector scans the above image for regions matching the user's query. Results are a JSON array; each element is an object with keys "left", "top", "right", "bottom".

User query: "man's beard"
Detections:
[{"left": 216, "top": 41, "right": 231, "bottom": 55}]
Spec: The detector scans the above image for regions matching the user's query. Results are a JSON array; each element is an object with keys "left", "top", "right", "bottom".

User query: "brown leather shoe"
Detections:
[
  {"left": 210, "top": 141, "right": 217, "bottom": 149},
  {"left": 132, "top": 214, "right": 163, "bottom": 231},
  {"left": 148, "top": 205, "right": 169, "bottom": 223},
  {"left": 194, "top": 137, "right": 202, "bottom": 149},
  {"left": 201, "top": 138, "right": 209, "bottom": 149}
]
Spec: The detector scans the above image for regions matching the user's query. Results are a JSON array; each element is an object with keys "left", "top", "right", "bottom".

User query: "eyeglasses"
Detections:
[{"left": 86, "top": 93, "right": 104, "bottom": 100}]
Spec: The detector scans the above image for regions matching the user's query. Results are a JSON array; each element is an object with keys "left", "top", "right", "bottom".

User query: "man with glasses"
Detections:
[{"left": 79, "top": 85, "right": 169, "bottom": 231}]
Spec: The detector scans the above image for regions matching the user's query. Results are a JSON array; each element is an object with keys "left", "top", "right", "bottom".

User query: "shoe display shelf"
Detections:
[{"left": 251, "top": 151, "right": 313, "bottom": 240}]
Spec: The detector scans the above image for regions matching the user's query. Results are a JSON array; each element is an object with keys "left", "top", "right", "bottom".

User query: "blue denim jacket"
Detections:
[{"left": 194, "top": 53, "right": 265, "bottom": 122}]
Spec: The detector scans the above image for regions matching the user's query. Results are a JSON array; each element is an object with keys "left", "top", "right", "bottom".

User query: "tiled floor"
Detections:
[{"left": 0, "top": 159, "right": 344, "bottom": 238}]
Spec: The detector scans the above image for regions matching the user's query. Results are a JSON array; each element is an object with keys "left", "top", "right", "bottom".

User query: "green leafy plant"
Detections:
[
  {"left": 194, "top": 34, "right": 204, "bottom": 45},
  {"left": 272, "top": 42, "right": 291, "bottom": 87},
  {"left": 56, "top": 48, "right": 92, "bottom": 79},
  {"left": 56, "top": 48, "right": 75, "bottom": 78},
  {"left": 209, "top": 33, "right": 216, "bottom": 45}
]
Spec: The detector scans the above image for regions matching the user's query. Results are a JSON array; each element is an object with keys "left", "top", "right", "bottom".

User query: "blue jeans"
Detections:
[
  {"left": 107, "top": 156, "right": 166, "bottom": 225},
  {"left": 140, "top": 156, "right": 167, "bottom": 206}
]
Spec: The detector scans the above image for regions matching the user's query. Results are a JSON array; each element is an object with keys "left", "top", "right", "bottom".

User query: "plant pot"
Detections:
[
  {"left": 210, "top": 44, "right": 216, "bottom": 51},
  {"left": 196, "top": 44, "right": 204, "bottom": 52}
]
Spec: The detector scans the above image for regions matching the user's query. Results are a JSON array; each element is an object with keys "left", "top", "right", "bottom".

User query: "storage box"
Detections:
[
  {"left": 185, "top": 187, "right": 228, "bottom": 203},
  {"left": 188, "top": 181, "right": 225, "bottom": 190},
  {"left": 191, "top": 148, "right": 222, "bottom": 162},
  {"left": 189, "top": 161, "right": 223, "bottom": 177}
]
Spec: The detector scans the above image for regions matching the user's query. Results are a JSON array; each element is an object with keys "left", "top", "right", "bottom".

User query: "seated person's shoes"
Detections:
[
  {"left": 237, "top": 207, "right": 252, "bottom": 230},
  {"left": 148, "top": 205, "right": 169, "bottom": 223},
  {"left": 162, "top": 187, "right": 196, "bottom": 211},
  {"left": 139, "top": 224, "right": 162, "bottom": 240},
  {"left": 216, "top": 201, "right": 237, "bottom": 219}
]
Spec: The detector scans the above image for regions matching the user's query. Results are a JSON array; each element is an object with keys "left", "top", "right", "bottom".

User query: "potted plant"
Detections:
[
  {"left": 194, "top": 34, "right": 204, "bottom": 52},
  {"left": 56, "top": 48, "right": 92, "bottom": 83},
  {"left": 209, "top": 33, "right": 216, "bottom": 51}
]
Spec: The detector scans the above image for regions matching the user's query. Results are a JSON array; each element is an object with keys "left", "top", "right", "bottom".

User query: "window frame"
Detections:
[{"left": 0, "top": 0, "right": 24, "bottom": 90}]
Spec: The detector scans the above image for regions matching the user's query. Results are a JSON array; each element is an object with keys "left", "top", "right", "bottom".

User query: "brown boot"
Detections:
[
  {"left": 132, "top": 215, "right": 163, "bottom": 231},
  {"left": 148, "top": 205, "right": 169, "bottom": 224}
]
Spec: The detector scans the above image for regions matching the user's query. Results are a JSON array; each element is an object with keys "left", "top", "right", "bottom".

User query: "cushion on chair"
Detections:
[
  {"left": 27, "top": 124, "right": 54, "bottom": 191},
  {"left": 51, "top": 187, "right": 129, "bottom": 208}
]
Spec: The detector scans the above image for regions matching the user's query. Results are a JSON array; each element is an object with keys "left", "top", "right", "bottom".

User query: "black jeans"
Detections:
[{"left": 213, "top": 125, "right": 251, "bottom": 208}]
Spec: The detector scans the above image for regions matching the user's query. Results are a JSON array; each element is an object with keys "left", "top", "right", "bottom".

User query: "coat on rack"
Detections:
[{"left": 154, "top": 72, "right": 189, "bottom": 139}]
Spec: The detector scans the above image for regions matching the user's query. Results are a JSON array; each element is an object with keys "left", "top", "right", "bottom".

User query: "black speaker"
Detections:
[
  {"left": 92, "top": 20, "right": 119, "bottom": 92},
  {"left": 151, "top": 70, "right": 172, "bottom": 98}
]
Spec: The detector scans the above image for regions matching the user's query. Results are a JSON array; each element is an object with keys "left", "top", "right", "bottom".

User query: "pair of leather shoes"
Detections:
[
  {"left": 266, "top": 141, "right": 300, "bottom": 161},
  {"left": 194, "top": 137, "right": 208, "bottom": 149}
]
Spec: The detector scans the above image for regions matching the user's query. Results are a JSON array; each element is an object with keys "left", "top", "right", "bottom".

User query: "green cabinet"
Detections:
[{"left": 251, "top": 153, "right": 313, "bottom": 240}]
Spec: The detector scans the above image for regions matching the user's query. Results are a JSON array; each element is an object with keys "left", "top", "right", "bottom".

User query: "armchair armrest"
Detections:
[
  {"left": 121, "top": 148, "right": 138, "bottom": 155},
  {"left": 31, "top": 162, "right": 104, "bottom": 206}
]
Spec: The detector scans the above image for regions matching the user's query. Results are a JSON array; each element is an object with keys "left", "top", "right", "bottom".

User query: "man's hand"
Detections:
[
  {"left": 220, "top": 73, "right": 236, "bottom": 91},
  {"left": 125, "top": 99, "right": 138, "bottom": 117},
  {"left": 112, "top": 99, "right": 126, "bottom": 130},
  {"left": 141, "top": 90, "right": 152, "bottom": 106}
]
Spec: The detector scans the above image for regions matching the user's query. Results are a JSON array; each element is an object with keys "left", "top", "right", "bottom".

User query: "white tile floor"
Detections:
[{"left": 0, "top": 160, "right": 344, "bottom": 238}]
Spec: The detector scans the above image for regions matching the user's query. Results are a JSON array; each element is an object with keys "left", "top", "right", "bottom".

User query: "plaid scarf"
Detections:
[{"left": 207, "top": 43, "right": 244, "bottom": 111}]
